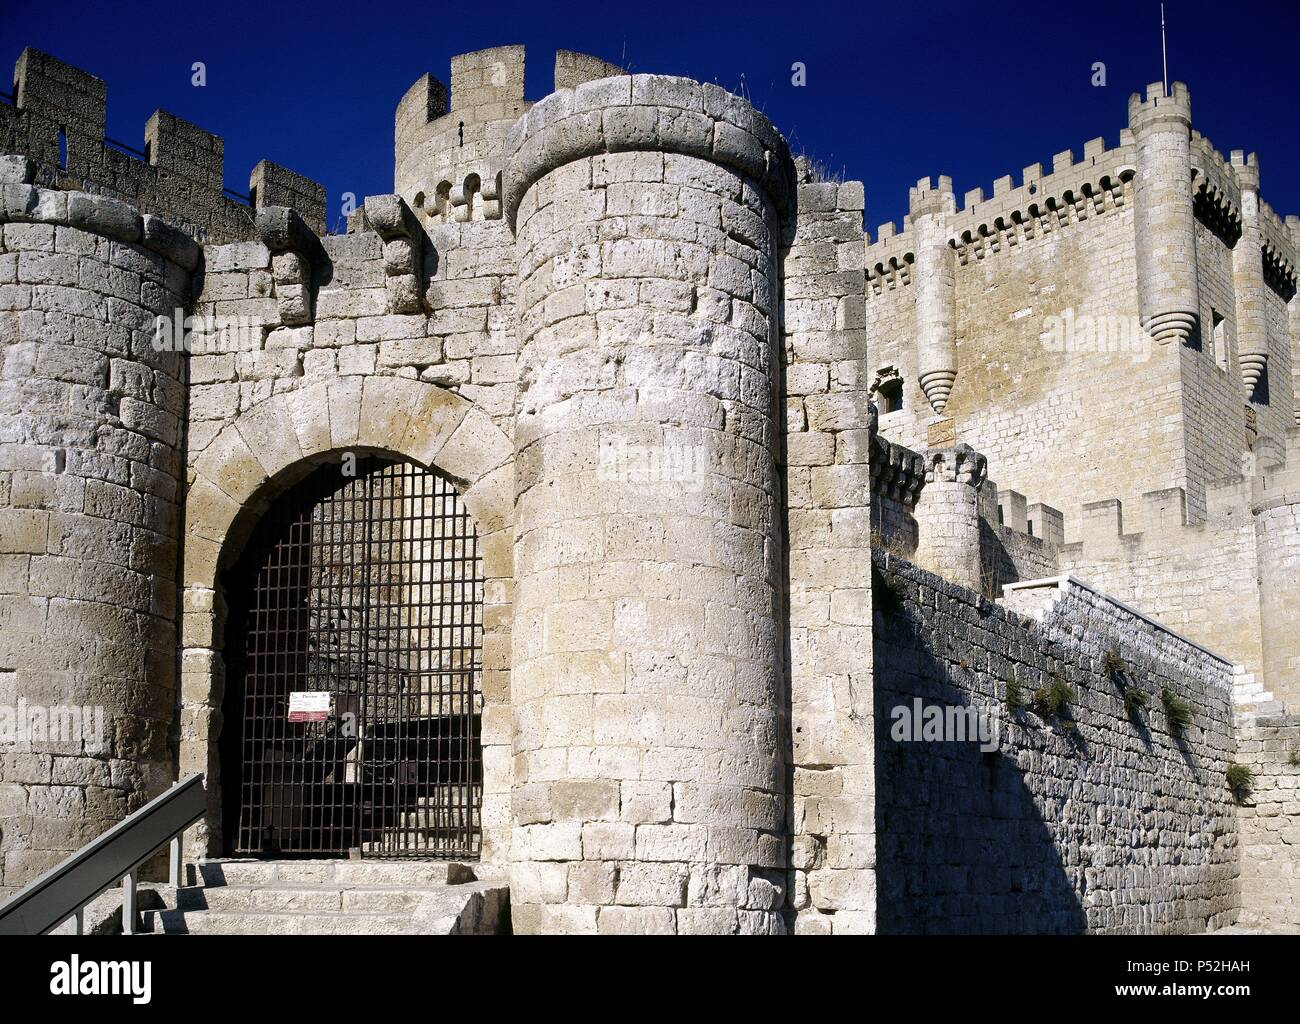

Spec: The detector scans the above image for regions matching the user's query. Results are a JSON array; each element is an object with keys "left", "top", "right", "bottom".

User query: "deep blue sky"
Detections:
[{"left": 6, "top": 0, "right": 1298, "bottom": 233}]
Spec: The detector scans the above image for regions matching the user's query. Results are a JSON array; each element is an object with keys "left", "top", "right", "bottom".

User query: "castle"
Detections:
[{"left": 0, "top": 42, "right": 1296, "bottom": 935}]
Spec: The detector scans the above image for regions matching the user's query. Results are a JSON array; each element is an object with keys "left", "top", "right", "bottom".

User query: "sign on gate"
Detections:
[{"left": 287, "top": 691, "right": 331, "bottom": 723}]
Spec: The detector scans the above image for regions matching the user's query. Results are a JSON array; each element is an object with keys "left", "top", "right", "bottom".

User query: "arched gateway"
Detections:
[{"left": 220, "top": 456, "right": 484, "bottom": 859}]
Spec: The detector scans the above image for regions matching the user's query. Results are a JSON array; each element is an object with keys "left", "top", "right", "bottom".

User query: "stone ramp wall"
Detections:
[{"left": 874, "top": 558, "right": 1239, "bottom": 933}]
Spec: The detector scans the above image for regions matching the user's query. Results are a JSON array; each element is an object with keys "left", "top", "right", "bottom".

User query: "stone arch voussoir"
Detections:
[{"left": 178, "top": 377, "right": 515, "bottom": 859}]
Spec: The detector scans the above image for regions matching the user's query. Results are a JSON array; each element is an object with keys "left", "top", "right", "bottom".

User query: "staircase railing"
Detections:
[{"left": 0, "top": 774, "right": 206, "bottom": 935}]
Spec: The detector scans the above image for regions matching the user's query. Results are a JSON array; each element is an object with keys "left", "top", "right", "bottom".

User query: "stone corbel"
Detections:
[
  {"left": 255, "top": 206, "right": 322, "bottom": 326},
  {"left": 363, "top": 194, "right": 424, "bottom": 314}
]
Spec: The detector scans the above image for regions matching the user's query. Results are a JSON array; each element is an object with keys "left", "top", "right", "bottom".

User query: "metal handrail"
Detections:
[
  {"left": 104, "top": 136, "right": 147, "bottom": 159},
  {"left": 0, "top": 774, "right": 205, "bottom": 935}
]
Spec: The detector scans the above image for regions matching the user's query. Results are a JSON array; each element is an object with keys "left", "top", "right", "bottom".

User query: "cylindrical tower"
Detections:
[
  {"left": 0, "top": 178, "right": 192, "bottom": 894},
  {"left": 910, "top": 176, "right": 957, "bottom": 415},
  {"left": 503, "top": 74, "right": 795, "bottom": 934},
  {"left": 1129, "top": 81, "right": 1200, "bottom": 348},
  {"left": 1230, "top": 150, "right": 1268, "bottom": 398},
  {"left": 913, "top": 445, "right": 987, "bottom": 591}
]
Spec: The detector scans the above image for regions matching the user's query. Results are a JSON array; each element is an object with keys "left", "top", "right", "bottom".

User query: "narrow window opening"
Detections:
[
  {"left": 878, "top": 377, "right": 904, "bottom": 414},
  {"left": 57, "top": 127, "right": 67, "bottom": 170},
  {"left": 1212, "top": 309, "right": 1227, "bottom": 370}
]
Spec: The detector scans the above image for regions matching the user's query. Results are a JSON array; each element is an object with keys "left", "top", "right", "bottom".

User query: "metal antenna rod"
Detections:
[{"left": 1161, "top": 2, "right": 1169, "bottom": 94}]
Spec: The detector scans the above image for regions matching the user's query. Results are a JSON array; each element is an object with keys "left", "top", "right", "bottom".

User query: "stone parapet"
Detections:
[{"left": 502, "top": 73, "right": 796, "bottom": 229}]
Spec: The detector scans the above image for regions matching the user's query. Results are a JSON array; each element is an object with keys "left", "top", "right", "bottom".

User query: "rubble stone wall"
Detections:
[{"left": 876, "top": 561, "right": 1239, "bottom": 933}]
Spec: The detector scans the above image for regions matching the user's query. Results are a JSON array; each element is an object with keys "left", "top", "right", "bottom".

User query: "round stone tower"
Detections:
[
  {"left": 913, "top": 445, "right": 987, "bottom": 591},
  {"left": 909, "top": 176, "right": 957, "bottom": 415},
  {"left": 502, "top": 74, "right": 795, "bottom": 934},
  {"left": 1230, "top": 150, "right": 1268, "bottom": 398},
  {"left": 1129, "top": 81, "right": 1200, "bottom": 348},
  {"left": 0, "top": 171, "right": 194, "bottom": 893}
]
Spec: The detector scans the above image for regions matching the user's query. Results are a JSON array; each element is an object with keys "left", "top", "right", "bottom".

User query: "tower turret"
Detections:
[
  {"left": 1128, "top": 81, "right": 1200, "bottom": 348},
  {"left": 503, "top": 73, "right": 795, "bottom": 934},
  {"left": 1230, "top": 150, "right": 1268, "bottom": 398},
  {"left": 909, "top": 175, "right": 957, "bottom": 415}
]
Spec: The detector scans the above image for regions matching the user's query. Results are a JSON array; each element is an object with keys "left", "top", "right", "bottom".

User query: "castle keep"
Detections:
[{"left": 0, "top": 43, "right": 1297, "bottom": 934}]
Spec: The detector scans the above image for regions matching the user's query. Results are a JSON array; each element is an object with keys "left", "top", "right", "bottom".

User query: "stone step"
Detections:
[
  {"left": 140, "top": 879, "right": 508, "bottom": 935},
  {"left": 176, "top": 884, "right": 438, "bottom": 914},
  {"left": 188, "top": 859, "right": 474, "bottom": 888},
  {"left": 142, "top": 909, "right": 417, "bottom": 935}
]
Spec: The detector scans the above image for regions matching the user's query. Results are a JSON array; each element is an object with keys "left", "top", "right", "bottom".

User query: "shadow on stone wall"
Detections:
[{"left": 873, "top": 573, "right": 1086, "bottom": 934}]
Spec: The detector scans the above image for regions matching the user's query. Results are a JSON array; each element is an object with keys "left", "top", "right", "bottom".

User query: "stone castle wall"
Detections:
[
  {"left": 866, "top": 175, "right": 1192, "bottom": 543},
  {"left": 876, "top": 561, "right": 1239, "bottom": 933},
  {"left": 177, "top": 200, "right": 520, "bottom": 861},
  {"left": 1236, "top": 714, "right": 1300, "bottom": 932},
  {"left": 1, "top": 42, "right": 1298, "bottom": 935},
  {"left": 0, "top": 164, "right": 197, "bottom": 896},
  {"left": 865, "top": 85, "right": 1299, "bottom": 542},
  {"left": 393, "top": 47, "right": 624, "bottom": 230},
  {"left": 781, "top": 175, "right": 876, "bottom": 933}
]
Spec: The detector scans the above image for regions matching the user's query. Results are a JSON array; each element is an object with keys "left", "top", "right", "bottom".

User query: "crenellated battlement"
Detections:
[
  {"left": 394, "top": 46, "right": 624, "bottom": 227},
  {"left": 865, "top": 80, "right": 1297, "bottom": 311},
  {"left": 945, "top": 133, "right": 1135, "bottom": 265},
  {"left": 1190, "top": 132, "right": 1243, "bottom": 246},
  {"left": 1260, "top": 201, "right": 1299, "bottom": 300},
  {"left": 864, "top": 130, "right": 1139, "bottom": 292},
  {"left": 0, "top": 47, "right": 325, "bottom": 242},
  {"left": 1126, "top": 79, "right": 1192, "bottom": 131}
]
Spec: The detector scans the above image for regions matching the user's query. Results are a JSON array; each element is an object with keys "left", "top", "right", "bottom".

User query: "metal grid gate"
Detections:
[{"left": 229, "top": 457, "right": 483, "bottom": 859}]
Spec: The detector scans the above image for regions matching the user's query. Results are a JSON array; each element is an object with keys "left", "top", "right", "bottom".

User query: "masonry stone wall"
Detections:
[
  {"left": 876, "top": 560, "right": 1239, "bottom": 933},
  {"left": 865, "top": 176, "right": 1193, "bottom": 542},
  {"left": 0, "top": 169, "right": 197, "bottom": 896},
  {"left": 2, "top": 40, "right": 1299, "bottom": 936},
  {"left": 394, "top": 47, "right": 624, "bottom": 232},
  {"left": 1236, "top": 714, "right": 1300, "bottom": 932},
  {"left": 781, "top": 173, "right": 876, "bottom": 933},
  {"left": 865, "top": 84, "right": 1298, "bottom": 544},
  {"left": 1256, "top": 487, "right": 1300, "bottom": 710},
  {"left": 980, "top": 485, "right": 1062, "bottom": 596},
  {"left": 176, "top": 203, "right": 519, "bottom": 860}
]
